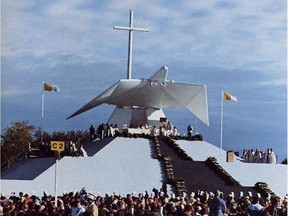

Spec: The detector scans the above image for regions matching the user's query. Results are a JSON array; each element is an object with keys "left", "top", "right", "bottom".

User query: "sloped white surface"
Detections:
[
  {"left": 176, "top": 140, "right": 288, "bottom": 198},
  {"left": 1, "top": 138, "right": 163, "bottom": 196},
  {"left": 1, "top": 138, "right": 287, "bottom": 198}
]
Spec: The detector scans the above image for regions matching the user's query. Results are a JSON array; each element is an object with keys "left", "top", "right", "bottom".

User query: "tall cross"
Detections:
[{"left": 113, "top": 10, "right": 149, "bottom": 79}]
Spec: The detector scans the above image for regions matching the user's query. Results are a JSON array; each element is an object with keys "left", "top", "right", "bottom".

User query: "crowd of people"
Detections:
[
  {"left": 241, "top": 149, "right": 277, "bottom": 164},
  {"left": 89, "top": 122, "right": 198, "bottom": 140},
  {"left": 1, "top": 188, "right": 287, "bottom": 216},
  {"left": 90, "top": 124, "right": 120, "bottom": 141},
  {"left": 29, "top": 141, "right": 88, "bottom": 158},
  {"left": 29, "top": 122, "right": 280, "bottom": 165}
]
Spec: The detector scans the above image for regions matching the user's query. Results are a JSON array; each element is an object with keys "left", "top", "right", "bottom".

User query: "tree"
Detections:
[
  {"left": 33, "top": 127, "right": 50, "bottom": 147},
  {"left": 1, "top": 121, "right": 35, "bottom": 164},
  {"left": 1, "top": 121, "right": 90, "bottom": 167}
]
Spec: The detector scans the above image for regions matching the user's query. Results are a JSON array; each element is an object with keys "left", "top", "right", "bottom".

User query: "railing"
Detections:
[
  {"left": 1, "top": 151, "right": 27, "bottom": 172},
  {"left": 1, "top": 134, "right": 99, "bottom": 172}
]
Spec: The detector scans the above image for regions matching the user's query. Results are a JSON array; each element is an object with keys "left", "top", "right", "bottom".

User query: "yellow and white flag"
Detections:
[
  {"left": 223, "top": 92, "right": 237, "bottom": 101},
  {"left": 44, "top": 82, "right": 60, "bottom": 92}
]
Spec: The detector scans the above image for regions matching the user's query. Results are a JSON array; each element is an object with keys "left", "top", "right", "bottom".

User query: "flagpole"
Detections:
[
  {"left": 54, "top": 151, "right": 59, "bottom": 207},
  {"left": 220, "top": 91, "right": 224, "bottom": 149},
  {"left": 41, "top": 81, "right": 45, "bottom": 144}
]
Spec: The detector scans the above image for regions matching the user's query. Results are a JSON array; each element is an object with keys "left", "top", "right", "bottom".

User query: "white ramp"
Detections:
[{"left": 1, "top": 137, "right": 163, "bottom": 196}]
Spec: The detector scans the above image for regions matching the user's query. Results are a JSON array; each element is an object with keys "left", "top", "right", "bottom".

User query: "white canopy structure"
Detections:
[{"left": 67, "top": 66, "right": 209, "bottom": 128}]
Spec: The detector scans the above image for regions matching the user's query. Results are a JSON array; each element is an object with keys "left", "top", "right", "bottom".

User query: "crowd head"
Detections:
[{"left": 1, "top": 187, "right": 287, "bottom": 216}]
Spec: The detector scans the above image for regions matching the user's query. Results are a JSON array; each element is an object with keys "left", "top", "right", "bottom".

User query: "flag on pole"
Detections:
[
  {"left": 44, "top": 83, "right": 60, "bottom": 92},
  {"left": 223, "top": 92, "right": 237, "bottom": 101}
]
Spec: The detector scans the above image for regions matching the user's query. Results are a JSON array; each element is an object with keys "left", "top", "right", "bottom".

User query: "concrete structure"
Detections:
[
  {"left": 67, "top": 66, "right": 209, "bottom": 129},
  {"left": 1, "top": 137, "right": 287, "bottom": 197}
]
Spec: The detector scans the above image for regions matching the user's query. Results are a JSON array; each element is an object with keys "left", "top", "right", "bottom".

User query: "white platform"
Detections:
[
  {"left": 176, "top": 140, "right": 287, "bottom": 198},
  {"left": 1, "top": 138, "right": 287, "bottom": 198}
]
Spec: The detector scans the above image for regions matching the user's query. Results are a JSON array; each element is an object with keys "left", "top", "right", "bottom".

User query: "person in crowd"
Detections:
[
  {"left": 90, "top": 125, "right": 96, "bottom": 141},
  {"left": 151, "top": 126, "right": 157, "bottom": 137},
  {"left": 86, "top": 194, "right": 98, "bottom": 216},
  {"left": 167, "top": 122, "right": 173, "bottom": 136},
  {"left": 98, "top": 124, "right": 105, "bottom": 139},
  {"left": 2, "top": 188, "right": 288, "bottom": 216},
  {"left": 79, "top": 145, "right": 88, "bottom": 157},
  {"left": 268, "top": 148, "right": 277, "bottom": 164},
  {"left": 208, "top": 190, "right": 227, "bottom": 216},
  {"left": 187, "top": 125, "right": 194, "bottom": 138},
  {"left": 242, "top": 148, "right": 278, "bottom": 164},
  {"left": 242, "top": 149, "right": 248, "bottom": 161},
  {"left": 261, "top": 151, "right": 267, "bottom": 163},
  {"left": 70, "top": 141, "right": 78, "bottom": 157},
  {"left": 172, "top": 127, "right": 179, "bottom": 137},
  {"left": 249, "top": 149, "right": 255, "bottom": 163},
  {"left": 246, "top": 196, "right": 264, "bottom": 216},
  {"left": 104, "top": 124, "right": 109, "bottom": 138},
  {"left": 108, "top": 124, "right": 115, "bottom": 137},
  {"left": 161, "top": 126, "right": 167, "bottom": 136},
  {"left": 264, "top": 195, "right": 282, "bottom": 216},
  {"left": 114, "top": 124, "right": 120, "bottom": 136},
  {"left": 71, "top": 199, "right": 86, "bottom": 216},
  {"left": 253, "top": 149, "right": 262, "bottom": 163}
]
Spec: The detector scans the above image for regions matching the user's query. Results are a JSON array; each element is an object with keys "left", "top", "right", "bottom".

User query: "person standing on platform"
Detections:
[
  {"left": 187, "top": 125, "right": 194, "bottom": 137},
  {"left": 151, "top": 126, "right": 157, "bottom": 137},
  {"left": 89, "top": 125, "right": 95, "bottom": 141},
  {"left": 167, "top": 121, "right": 173, "bottom": 136},
  {"left": 114, "top": 124, "right": 120, "bottom": 136},
  {"left": 269, "top": 148, "right": 277, "bottom": 164},
  {"left": 173, "top": 127, "right": 178, "bottom": 137},
  {"left": 108, "top": 124, "right": 115, "bottom": 137},
  {"left": 98, "top": 123, "right": 104, "bottom": 139},
  {"left": 79, "top": 145, "right": 88, "bottom": 157}
]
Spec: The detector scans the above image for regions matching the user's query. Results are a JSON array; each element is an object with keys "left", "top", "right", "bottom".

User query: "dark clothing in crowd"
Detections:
[
  {"left": 90, "top": 125, "right": 96, "bottom": 141},
  {"left": 1, "top": 189, "right": 287, "bottom": 216},
  {"left": 208, "top": 194, "right": 227, "bottom": 216}
]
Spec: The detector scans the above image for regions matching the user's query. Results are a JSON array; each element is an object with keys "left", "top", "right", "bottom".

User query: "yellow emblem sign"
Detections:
[{"left": 50, "top": 141, "right": 65, "bottom": 151}]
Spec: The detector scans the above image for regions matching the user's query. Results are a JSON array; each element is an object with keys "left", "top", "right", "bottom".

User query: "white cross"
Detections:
[{"left": 113, "top": 10, "right": 149, "bottom": 79}]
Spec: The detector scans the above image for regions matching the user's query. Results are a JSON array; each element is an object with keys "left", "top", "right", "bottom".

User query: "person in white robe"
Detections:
[
  {"left": 80, "top": 145, "right": 88, "bottom": 157},
  {"left": 269, "top": 148, "right": 277, "bottom": 164}
]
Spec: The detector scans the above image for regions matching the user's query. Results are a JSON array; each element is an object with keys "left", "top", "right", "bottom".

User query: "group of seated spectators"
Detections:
[
  {"left": 241, "top": 148, "right": 277, "bottom": 164},
  {"left": 1, "top": 187, "right": 287, "bottom": 216}
]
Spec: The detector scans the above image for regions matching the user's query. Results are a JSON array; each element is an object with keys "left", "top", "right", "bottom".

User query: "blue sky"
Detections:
[{"left": 1, "top": 1, "right": 287, "bottom": 161}]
